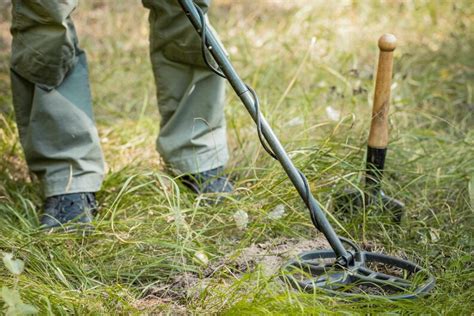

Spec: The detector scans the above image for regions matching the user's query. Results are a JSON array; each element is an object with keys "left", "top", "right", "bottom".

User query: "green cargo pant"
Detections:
[{"left": 10, "top": 0, "right": 228, "bottom": 197}]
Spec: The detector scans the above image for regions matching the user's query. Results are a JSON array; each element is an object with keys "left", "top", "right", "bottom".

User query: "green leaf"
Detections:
[
  {"left": 1, "top": 287, "right": 38, "bottom": 315},
  {"left": 1, "top": 287, "right": 22, "bottom": 307},
  {"left": 15, "top": 303, "right": 39, "bottom": 315},
  {"left": 2, "top": 253, "right": 25, "bottom": 275}
]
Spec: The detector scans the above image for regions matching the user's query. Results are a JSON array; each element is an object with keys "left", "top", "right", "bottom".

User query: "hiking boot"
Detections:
[
  {"left": 40, "top": 192, "right": 98, "bottom": 231},
  {"left": 180, "top": 166, "right": 233, "bottom": 195}
]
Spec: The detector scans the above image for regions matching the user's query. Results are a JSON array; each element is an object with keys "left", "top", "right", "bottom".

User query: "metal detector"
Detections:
[{"left": 177, "top": 0, "right": 435, "bottom": 300}]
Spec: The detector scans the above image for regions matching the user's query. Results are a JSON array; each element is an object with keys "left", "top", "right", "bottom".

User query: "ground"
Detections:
[{"left": 0, "top": 0, "right": 473, "bottom": 315}]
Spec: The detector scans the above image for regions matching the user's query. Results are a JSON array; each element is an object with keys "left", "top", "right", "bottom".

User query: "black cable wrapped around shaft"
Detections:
[{"left": 179, "top": 0, "right": 352, "bottom": 263}]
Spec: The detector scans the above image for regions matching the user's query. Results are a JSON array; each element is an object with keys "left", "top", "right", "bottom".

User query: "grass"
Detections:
[{"left": 0, "top": 0, "right": 473, "bottom": 314}]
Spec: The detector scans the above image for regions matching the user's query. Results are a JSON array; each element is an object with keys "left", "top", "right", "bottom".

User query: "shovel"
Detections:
[{"left": 334, "top": 34, "right": 404, "bottom": 222}]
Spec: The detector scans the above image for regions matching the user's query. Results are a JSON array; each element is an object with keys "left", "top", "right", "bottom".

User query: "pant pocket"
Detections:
[
  {"left": 10, "top": 0, "right": 79, "bottom": 88},
  {"left": 162, "top": 41, "right": 205, "bottom": 67}
]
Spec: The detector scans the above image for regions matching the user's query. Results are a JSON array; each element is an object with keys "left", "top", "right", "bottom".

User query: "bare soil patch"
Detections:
[{"left": 137, "top": 236, "right": 330, "bottom": 312}]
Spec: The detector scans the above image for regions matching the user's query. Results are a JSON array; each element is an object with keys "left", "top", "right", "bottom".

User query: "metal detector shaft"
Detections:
[{"left": 178, "top": 0, "right": 349, "bottom": 260}]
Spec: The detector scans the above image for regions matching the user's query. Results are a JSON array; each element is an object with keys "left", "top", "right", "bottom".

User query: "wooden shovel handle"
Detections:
[{"left": 367, "top": 34, "right": 397, "bottom": 149}]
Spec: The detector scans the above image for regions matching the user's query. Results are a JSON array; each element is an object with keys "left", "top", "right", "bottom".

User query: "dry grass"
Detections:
[{"left": 0, "top": 0, "right": 473, "bottom": 314}]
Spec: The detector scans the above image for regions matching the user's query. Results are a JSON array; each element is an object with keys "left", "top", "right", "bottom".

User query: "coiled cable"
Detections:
[{"left": 193, "top": 3, "right": 358, "bottom": 253}]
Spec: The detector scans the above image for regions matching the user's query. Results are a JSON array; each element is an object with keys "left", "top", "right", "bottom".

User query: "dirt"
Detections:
[
  {"left": 220, "top": 237, "right": 330, "bottom": 277},
  {"left": 132, "top": 295, "right": 187, "bottom": 315},
  {"left": 135, "top": 236, "right": 330, "bottom": 311},
  {"left": 133, "top": 273, "right": 199, "bottom": 314},
  {"left": 145, "top": 236, "right": 329, "bottom": 295}
]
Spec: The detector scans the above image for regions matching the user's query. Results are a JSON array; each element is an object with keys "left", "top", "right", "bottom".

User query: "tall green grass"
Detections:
[{"left": 0, "top": 1, "right": 473, "bottom": 314}]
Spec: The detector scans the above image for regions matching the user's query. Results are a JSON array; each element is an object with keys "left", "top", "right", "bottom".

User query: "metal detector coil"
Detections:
[
  {"left": 282, "top": 246, "right": 435, "bottom": 300},
  {"left": 178, "top": 0, "right": 435, "bottom": 300}
]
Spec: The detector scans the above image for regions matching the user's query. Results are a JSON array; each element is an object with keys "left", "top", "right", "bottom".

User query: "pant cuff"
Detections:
[
  {"left": 43, "top": 173, "right": 103, "bottom": 197},
  {"left": 165, "top": 146, "right": 229, "bottom": 175}
]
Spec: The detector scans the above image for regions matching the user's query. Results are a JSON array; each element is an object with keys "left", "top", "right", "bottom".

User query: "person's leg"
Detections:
[
  {"left": 11, "top": 54, "right": 104, "bottom": 197},
  {"left": 10, "top": 1, "right": 104, "bottom": 227},
  {"left": 142, "top": 0, "right": 229, "bottom": 176}
]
